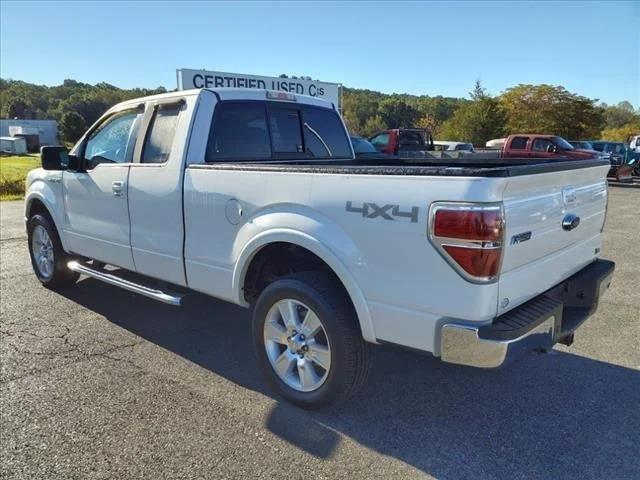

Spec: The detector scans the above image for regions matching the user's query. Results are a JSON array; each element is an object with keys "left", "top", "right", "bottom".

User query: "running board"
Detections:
[{"left": 67, "top": 261, "right": 183, "bottom": 306}]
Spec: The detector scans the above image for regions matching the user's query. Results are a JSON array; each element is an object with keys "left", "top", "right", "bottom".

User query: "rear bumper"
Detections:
[{"left": 440, "top": 259, "right": 615, "bottom": 368}]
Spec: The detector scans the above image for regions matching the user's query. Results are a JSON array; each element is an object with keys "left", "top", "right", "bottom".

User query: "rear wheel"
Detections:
[
  {"left": 27, "top": 214, "right": 79, "bottom": 288},
  {"left": 252, "top": 272, "right": 371, "bottom": 409}
]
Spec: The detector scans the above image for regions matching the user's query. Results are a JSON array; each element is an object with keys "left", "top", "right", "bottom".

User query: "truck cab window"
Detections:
[
  {"left": 84, "top": 111, "right": 141, "bottom": 169},
  {"left": 399, "top": 132, "right": 423, "bottom": 146},
  {"left": 269, "top": 109, "right": 303, "bottom": 155},
  {"left": 207, "top": 102, "right": 271, "bottom": 161},
  {"left": 510, "top": 136, "right": 529, "bottom": 150},
  {"left": 142, "top": 103, "right": 182, "bottom": 164},
  {"left": 301, "top": 107, "right": 352, "bottom": 158}
]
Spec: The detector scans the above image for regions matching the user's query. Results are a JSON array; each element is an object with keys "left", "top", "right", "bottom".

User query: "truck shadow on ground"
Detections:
[{"left": 59, "top": 278, "right": 639, "bottom": 480}]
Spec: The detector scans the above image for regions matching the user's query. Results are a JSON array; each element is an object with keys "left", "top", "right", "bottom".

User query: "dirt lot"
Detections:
[{"left": 1, "top": 187, "right": 638, "bottom": 480}]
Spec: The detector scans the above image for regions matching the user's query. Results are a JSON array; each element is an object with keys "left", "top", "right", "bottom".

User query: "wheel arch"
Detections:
[
  {"left": 233, "top": 229, "right": 376, "bottom": 343},
  {"left": 25, "top": 192, "right": 69, "bottom": 252}
]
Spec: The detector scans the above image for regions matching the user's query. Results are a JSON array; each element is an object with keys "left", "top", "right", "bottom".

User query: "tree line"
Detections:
[
  {"left": 342, "top": 80, "right": 639, "bottom": 145},
  {"left": 1, "top": 77, "right": 638, "bottom": 145}
]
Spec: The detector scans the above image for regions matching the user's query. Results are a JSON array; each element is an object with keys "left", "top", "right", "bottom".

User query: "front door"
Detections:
[{"left": 62, "top": 109, "right": 143, "bottom": 269}]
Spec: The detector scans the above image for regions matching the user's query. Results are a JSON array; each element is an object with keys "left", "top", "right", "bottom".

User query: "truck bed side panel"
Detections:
[{"left": 183, "top": 166, "right": 506, "bottom": 353}]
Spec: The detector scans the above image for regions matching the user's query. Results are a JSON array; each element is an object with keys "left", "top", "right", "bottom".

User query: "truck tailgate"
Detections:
[{"left": 497, "top": 163, "right": 609, "bottom": 315}]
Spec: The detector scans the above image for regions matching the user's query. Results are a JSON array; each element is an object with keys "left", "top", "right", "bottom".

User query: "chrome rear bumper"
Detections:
[{"left": 440, "top": 259, "right": 615, "bottom": 368}]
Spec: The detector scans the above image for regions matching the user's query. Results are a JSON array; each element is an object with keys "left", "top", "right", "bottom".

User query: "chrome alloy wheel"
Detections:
[
  {"left": 263, "top": 299, "right": 331, "bottom": 392},
  {"left": 32, "top": 225, "right": 55, "bottom": 279}
]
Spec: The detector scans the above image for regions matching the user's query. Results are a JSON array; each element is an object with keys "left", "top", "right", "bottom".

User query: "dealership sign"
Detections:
[{"left": 177, "top": 68, "right": 341, "bottom": 107}]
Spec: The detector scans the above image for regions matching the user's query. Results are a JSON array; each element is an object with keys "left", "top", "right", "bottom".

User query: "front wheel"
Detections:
[
  {"left": 252, "top": 272, "right": 371, "bottom": 409},
  {"left": 27, "top": 214, "right": 79, "bottom": 289}
]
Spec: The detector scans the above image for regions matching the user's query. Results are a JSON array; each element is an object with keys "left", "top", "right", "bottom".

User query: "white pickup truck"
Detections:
[{"left": 25, "top": 88, "right": 615, "bottom": 408}]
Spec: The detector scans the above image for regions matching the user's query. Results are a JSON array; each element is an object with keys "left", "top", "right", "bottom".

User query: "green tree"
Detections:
[
  {"left": 439, "top": 81, "right": 506, "bottom": 145},
  {"left": 3, "top": 96, "right": 33, "bottom": 119},
  {"left": 602, "top": 101, "right": 639, "bottom": 129},
  {"left": 378, "top": 98, "right": 419, "bottom": 129},
  {"left": 60, "top": 111, "right": 87, "bottom": 143},
  {"left": 361, "top": 115, "right": 387, "bottom": 137},
  {"left": 416, "top": 96, "right": 463, "bottom": 124},
  {"left": 499, "top": 84, "right": 604, "bottom": 139},
  {"left": 600, "top": 122, "right": 640, "bottom": 142},
  {"left": 415, "top": 114, "right": 439, "bottom": 134}
]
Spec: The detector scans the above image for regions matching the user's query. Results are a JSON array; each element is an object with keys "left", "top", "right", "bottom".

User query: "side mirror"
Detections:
[
  {"left": 41, "top": 146, "right": 81, "bottom": 171},
  {"left": 41, "top": 146, "right": 69, "bottom": 170}
]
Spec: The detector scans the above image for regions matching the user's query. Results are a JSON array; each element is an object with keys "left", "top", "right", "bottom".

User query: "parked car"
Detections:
[
  {"left": 569, "top": 140, "right": 594, "bottom": 150},
  {"left": 502, "top": 134, "right": 599, "bottom": 159},
  {"left": 369, "top": 128, "right": 434, "bottom": 156},
  {"left": 628, "top": 135, "right": 640, "bottom": 153},
  {"left": 588, "top": 141, "right": 637, "bottom": 181},
  {"left": 25, "top": 88, "right": 614, "bottom": 409},
  {"left": 433, "top": 141, "right": 475, "bottom": 152},
  {"left": 350, "top": 135, "right": 396, "bottom": 160}
]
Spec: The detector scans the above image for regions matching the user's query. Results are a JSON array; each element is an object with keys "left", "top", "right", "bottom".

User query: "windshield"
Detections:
[
  {"left": 350, "top": 136, "right": 378, "bottom": 153},
  {"left": 552, "top": 137, "right": 575, "bottom": 150}
]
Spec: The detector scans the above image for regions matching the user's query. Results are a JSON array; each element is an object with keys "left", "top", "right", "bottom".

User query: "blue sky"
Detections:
[{"left": 1, "top": 1, "right": 638, "bottom": 106}]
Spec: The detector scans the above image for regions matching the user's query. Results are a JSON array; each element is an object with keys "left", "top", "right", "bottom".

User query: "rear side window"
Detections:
[
  {"left": 301, "top": 107, "right": 351, "bottom": 158},
  {"left": 142, "top": 103, "right": 181, "bottom": 164},
  {"left": 207, "top": 102, "right": 271, "bottom": 161},
  {"left": 399, "top": 131, "right": 424, "bottom": 146},
  {"left": 510, "top": 136, "right": 529, "bottom": 149}
]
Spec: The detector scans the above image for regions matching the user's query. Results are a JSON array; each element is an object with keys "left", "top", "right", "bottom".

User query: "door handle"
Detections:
[{"left": 112, "top": 181, "right": 125, "bottom": 197}]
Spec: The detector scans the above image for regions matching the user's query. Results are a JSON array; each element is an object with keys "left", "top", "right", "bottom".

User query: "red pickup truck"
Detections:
[
  {"left": 369, "top": 129, "right": 434, "bottom": 156},
  {"left": 501, "top": 134, "right": 597, "bottom": 159}
]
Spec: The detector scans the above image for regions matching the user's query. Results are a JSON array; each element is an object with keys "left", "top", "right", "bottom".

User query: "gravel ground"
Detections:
[{"left": 1, "top": 187, "right": 638, "bottom": 480}]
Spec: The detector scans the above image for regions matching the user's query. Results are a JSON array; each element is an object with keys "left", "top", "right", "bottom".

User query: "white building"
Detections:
[{"left": 0, "top": 119, "right": 59, "bottom": 146}]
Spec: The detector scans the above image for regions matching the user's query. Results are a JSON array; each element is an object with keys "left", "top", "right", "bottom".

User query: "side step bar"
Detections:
[{"left": 67, "top": 261, "right": 183, "bottom": 306}]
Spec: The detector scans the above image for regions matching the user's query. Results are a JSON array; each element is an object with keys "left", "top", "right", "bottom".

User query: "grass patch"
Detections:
[{"left": 0, "top": 154, "right": 40, "bottom": 200}]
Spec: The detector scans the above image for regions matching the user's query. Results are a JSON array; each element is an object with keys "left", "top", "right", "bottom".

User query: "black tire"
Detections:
[
  {"left": 27, "top": 213, "right": 79, "bottom": 289},
  {"left": 251, "top": 271, "right": 371, "bottom": 409}
]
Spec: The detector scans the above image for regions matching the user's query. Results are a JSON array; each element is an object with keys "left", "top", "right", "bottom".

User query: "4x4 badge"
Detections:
[{"left": 346, "top": 201, "right": 419, "bottom": 223}]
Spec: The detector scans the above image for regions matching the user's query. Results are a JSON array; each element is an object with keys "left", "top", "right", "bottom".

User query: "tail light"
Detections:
[{"left": 428, "top": 202, "right": 504, "bottom": 283}]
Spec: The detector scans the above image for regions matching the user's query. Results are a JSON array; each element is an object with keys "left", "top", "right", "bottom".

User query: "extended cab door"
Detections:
[
  {"left": 126, "top": 97, "right": 191, "bottom": 286},
  {"left": 63, "top": 108, "right": 143, "bottom": 269},
  {"left": 504, "top": 135, "right": 530, "bottom": 158}
]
